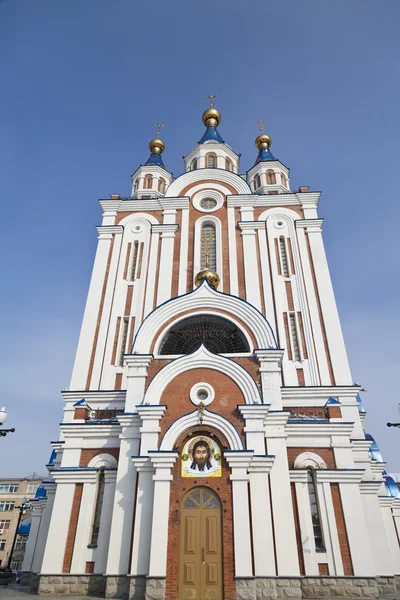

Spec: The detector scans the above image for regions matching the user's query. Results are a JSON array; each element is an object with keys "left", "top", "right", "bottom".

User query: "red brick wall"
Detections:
[
  {"left": 79, "top": 447, "right": 120, "bottom": 467},
  {"left": 62, "top": 484, "right": 83, "bottom": 573},
  {"left": 287, "top": 448, "right": 336, "bottom": 469},
  {"left": 291, "top": 482, "right": 305, "bottom": 575},
  {"left": 331, "top": 483, "right": 353, "bottom": 575}
]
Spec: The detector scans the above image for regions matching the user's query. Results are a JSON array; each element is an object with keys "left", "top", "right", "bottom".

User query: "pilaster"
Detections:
[
  {"left": 124, "top": 354, "right": 153, "bottom": 412},
  {"left": 254, "top": 349, "right": 284, "bottom": 409},
  {"left": 153, "top": 223, "right": 179, "bottom": 305}
]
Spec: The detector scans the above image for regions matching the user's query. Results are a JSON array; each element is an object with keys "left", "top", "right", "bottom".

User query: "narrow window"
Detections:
[
  {"left": 254, "top": 174, "right": 261, "bottom": 190},
  {"left": 144, "top": 174, "right": 153, "bottom": 189},
  {"left": 289, "top": 313, "right": 301, "bottom": 361},
  {"left": 119, "top": 318, "right": 129, "bottom": 366},
  {"left": 0, "top": 541, "right": 5, "bottom": 551},
  {"left": 200, "top": 223, "right": 216, "bottom": 271},
  {"left": 90, "top": 468, "right": 105, "bottom": 546},
  {"left": 307, "top": 469, "right": 325, "bottom": 550},
  {"left": 158, "top": 177, "right": 166, "bottom": 193},
  {"left": 267, "top": 170, "right": 276, "bottom": 184},
  {"left": 133, "top": 179, "right": 139, "bottom": 193},
  {"left": 225, "top": 158, "right": 233, "bottom": 171},
  {"left": 206, "top": 153, "right": 217, "bottom": 168},
  {"left": 130, "top": 241, "right": 139, "bottom": 281},
  {"left": 191, "top": 158, "right": 198, "bottom": 171},
  {"left": 279, "top": 237, "right": 289, "bottom": 277}
]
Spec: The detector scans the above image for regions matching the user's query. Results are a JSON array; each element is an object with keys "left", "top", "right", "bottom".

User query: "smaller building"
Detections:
[{"left": 0, "top": 476, "right": 43, "bottom": 570}]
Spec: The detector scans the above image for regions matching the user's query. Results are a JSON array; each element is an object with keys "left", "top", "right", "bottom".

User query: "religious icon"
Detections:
[{"left": 181, "top": 435, "right": 222, "bottom": 478}]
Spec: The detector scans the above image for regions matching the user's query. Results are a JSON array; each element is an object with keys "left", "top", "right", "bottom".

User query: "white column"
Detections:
[
  {"left": 32, "top": 483, "right": 56, "bottom": 573},
  {"left": 40, "top": 476, "right": 77, "bottom": 573},
  {"left": 227, "top": 204, "right": 239, "bottom": 295},
  {"left": 124, "top": 355, "right": 153, "bottom": 412},
  {"left": 224, "top": 451, "right": 254, "bottom": 577},
  {"left": 239, "top": 405, "right": 270, "bottom": 453},
  {"left": 130, "top": 458, "right": 155, "bottom": 575},
  {"left": 320, "top": 481, "right": 344, "bottom": 576},
  {"left": 255, "top": 350, "right": 284, "bottom": 410},
  {"left": 70, "top": 226, "right": 122, "bottom": 389},
  {"left": 380, "top": 497, "right": 400, "bottom": 574},
  {"left": 248, "top": 456, "right": 276, "bottom": 576},
  {"left": 360, "top": 483, "right": 394, "bottom": 575},
  {"left": 238, "top": 222, "right": 261, "bottom": 310},
  {"left": 392, "top": 502, "right": 400, "bottom": 554},
  {"left": 257, "top": 225, "right": 276, "bottom": 324},
  {"left": 290, "top": 470, "right": 318, "bottom": 575},
  {"left": 178, "top": 207, "right": 190, "bottom": 295},
  {"left": 300, "top": 220, "right": 352, "bottom": 385},
  {"left": 154, "top": 224, "right": 179, "bottom": 306},
  {"left": 70, "top": 474, "right": 97, "bottom": 573},
  {"left": 265, "top": 412, "right": 300, "bottom": 575},
  {"left": 106, "top": 415, "right": 140, "bottom": 574},
  {"left": 148, "top": 452, "right": 179, "bottom": 577},
  {"left": 22, "top": 501, "right": 43, "bottom": 572},
  {"left": 95, "top": 470, "right": 117, "bottom": 573},
  {"left": 143, "top": 229, "right": 160, "bottom": 318}
]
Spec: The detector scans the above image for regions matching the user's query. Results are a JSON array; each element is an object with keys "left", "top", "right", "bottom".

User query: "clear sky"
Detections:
[{"left": 1, "top": 0, "right": 399, "bottom": 477}]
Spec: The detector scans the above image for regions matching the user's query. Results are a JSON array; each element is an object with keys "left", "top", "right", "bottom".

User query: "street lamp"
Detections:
[
  {"left": 7, "top": 497, "right": 32, "bottom": 569},
  {"left": 0, "top": 408, "right": 15, "bottom": 437},
  {"left": 387, "top": 403, "right": 400, "bottom": 428}
]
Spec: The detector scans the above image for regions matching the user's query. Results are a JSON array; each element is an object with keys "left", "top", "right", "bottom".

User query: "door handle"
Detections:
[{"left": 202, "top": 547, "right": 205, "bottom": 564}]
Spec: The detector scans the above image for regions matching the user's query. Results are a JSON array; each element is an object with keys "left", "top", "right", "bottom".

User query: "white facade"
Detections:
[{"left": 27, "top": 111, "right": 400, "bottom": 600}]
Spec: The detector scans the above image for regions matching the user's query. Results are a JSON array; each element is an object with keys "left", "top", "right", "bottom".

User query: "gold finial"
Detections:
[
  {"left": 257, "top": 118, "right": 266, "bottom": 133},
  {"left": 149, "top": 123, "right": 165, "bottom": 155},
  {"left": 205, "top": 92, "right": 217, "bottom": 108},
  {"left": 194, "top": 269, "right": 220, "bottom": 289},
  {"left": 154, "top": 122, "right": 164, "bottom": 138}
]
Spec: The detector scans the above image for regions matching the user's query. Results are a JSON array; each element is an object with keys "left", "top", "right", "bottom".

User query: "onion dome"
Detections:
[
  {"left": 200, "top": 93, "right": 224, "bottom": 144},
  {"left": 365, "top": 433, "right": 384, "bottom": 463},
  {"left": 383, "top": 472, "right": 400, "bottom": 498},
  {"left": 145, "top": 123, "right": 166, "bottom": 167},
  {"left": 194, "top": 269, "right": 220, "bottom": 289},
  {"left": 254, "top": 118, "right": 275, "bottom": 162}
]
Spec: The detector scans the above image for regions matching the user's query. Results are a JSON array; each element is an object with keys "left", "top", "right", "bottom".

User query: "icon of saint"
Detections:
[{"left": 190, "top": 440, "right": 212, "bottom": 472}]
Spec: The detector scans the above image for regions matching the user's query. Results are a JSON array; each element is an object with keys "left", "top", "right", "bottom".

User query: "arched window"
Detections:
[
  {"left": 225, "top": 157, "right": 233, "bottom": 172},
  {"left": 254, "top": 174, "right": 261, "bottom": 190},
  {"left": 158, "top": 177, "right": 166, "bottom": 194},
  {"left": 206, "top": 153, "right": 217, "bottom": 168},
  {"left": 131, "top": 241, "right": 139, "bottom": 281},
  {"left": 289, "top": 313, "right": 301, "bottom": 361},
  {"left": 266, "top": 170, "right": 276, "bottom": 185},
  {"left": 158, "top": 315, "right": 250, "bottom": 355},
  {"left": 90, "top": 468, "right": 105, "bottom": 545},
  {"left": 307, "top": 469, "right": 325, "bottom": 550},
  {"left": 279, "top": 237, "right": 289, "bottom": 277},
  {"left": 201, "top": 223, "right": 216, "bottom": 271},
  {"left": 280, "top": 173, "right": 287, "bottom": 187},
  {"left": 191, "top": 158, "right": 198, "bottom": 171},
  {"left": 144, "top": 174, "right": 153, "bottom": 189},
  {"left": 133, "top": 179, "right": 139, "bottom": 193}
]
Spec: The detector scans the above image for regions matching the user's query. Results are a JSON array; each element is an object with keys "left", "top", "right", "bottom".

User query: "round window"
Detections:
[
  {"left": 200, "top": 198, "right": 217, "bottom": 210},
  {"left": 197, "top": 389, "right": 209, "bottom": 401}
]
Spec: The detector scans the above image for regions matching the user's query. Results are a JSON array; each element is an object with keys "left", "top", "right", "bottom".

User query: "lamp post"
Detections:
[
  {"left": 387, "top": 403, "right": 400, "bottom": 428},
  {"left": 0, "top": 408, "right": 15, "bottom": 437},
  {"left": 7, "top": 497, "right": 31, "bottom": 569}
]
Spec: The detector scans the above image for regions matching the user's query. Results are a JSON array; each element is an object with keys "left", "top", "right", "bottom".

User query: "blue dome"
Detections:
[
  {"left": 384, "top": 475, "right": 400, "bottom": 498},
  {"left": 18, "top": 518, "right": 31, "bottom": 536},
  {"left": 35, "top": 485, "right": 46, "bottom": 499},
  {"left": 145, "top": 152, "right": 165, "bottom": 167},
  {"left": 356, "top": 393, "right": 365, "bottom": 413},
  {"left": 255, "top": 147, "right": 276, "bottom": 163},
  {"left": 365, "top": 433, "right": 384, "bottom": 462},
  {"left": 199, "top": 126, "right": 224, "bottom": 144}
]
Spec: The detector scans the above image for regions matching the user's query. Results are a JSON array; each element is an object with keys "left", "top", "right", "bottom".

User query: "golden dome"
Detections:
[
  {"left": 255, "top": 133, "right": 272, "bottom": 150},
  {"left": 194, "top": 269, "right": 220, "bottom": 289},
  {"left": 202, "top": 108, "right": 221, "bottom": 128},
  {"left": 149, "top": 138, "right": 165, "bottom": 155}
]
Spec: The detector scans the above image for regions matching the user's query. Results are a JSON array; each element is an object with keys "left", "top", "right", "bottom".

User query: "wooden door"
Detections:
[{"left": 179, "top": 488, "right": 222, "bottom": 600}]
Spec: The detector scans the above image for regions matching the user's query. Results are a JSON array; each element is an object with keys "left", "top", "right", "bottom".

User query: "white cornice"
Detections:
[
  {"left": 151, "top": 224, "right": 179, "bottom": 235},
  {"left": 238, "top": 221, "right": 266, "bottom": 231},
  {"left": 359, "top": 481, "right": 384, "bottom": 495},
  {"left": 227, "top": 196, "right": 256, "bottom": 208},
  {"left": 247, "top": 159, "right": 289, "bottom": 177},
  {"left": 281, "top": 386, "right": 359, "bottom": 406},
  {"left": 62, "top": 390, "right": 127, "bottom": 403},
  {"left": 60, "top": 423, "right": 120, "bottom": 438},
  {"left": 96, "top": 225, "right": 124, "bottom": 238},
  {"left": 248, "top": 455, "right": 275, "bottom": 473},
  {"left": 295, "top": 192, "right": 320, "bottom": 208},
  {"left": 315, "top": 469, "right": 364, "bottom": 484},
  {"left": 295, "top": 219, "right": 324, "bottom": 232},
  {"left": 289, "top": 470, "right": 309, "bottom": 483},
  {"left": 286, "top": 422, "right": 354, "bottom": 437},
  {"left": 254, "top": 195, "right": 302, "bottom": 208}
]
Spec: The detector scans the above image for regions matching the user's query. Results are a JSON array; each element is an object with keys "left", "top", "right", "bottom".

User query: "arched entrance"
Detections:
[{"left": 179, "top": 487, "right": 223, "bottom": 600}]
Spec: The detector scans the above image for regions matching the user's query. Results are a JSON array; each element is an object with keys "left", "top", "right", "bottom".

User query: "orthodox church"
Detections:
[{"left": 23, "top": 98, "right": 400, "bottom": 600}]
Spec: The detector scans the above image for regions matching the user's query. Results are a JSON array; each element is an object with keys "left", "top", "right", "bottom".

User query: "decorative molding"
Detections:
[
  {"left": 165, "top": 169, "right": 251, "bottom": 197},
  {"left": 295, "top": 219, "right": 324, "bottom": 232},
  {"left": 315, "top": 469, "right": 364, "bottom": 484},
  {"left": 294, "top": 452, "right": 328, "bottom": 470}
]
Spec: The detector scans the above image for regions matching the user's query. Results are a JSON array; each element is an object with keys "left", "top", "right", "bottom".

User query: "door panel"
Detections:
[{"left": 179, "top": 488, "right": 222, "bottom": 600}]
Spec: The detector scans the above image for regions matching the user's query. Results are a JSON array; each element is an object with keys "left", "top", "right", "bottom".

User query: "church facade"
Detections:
[{"left": 23, "top": 102, "right": 400, "bottom": 600}]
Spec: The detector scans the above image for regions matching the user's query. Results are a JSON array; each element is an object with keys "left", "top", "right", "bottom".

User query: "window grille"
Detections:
[
  {"left": 0, "top": 540, "right": 5, "bottom": 550},
  {"left": 131, "top": 241, "right": 139, "bottom": 281},
  {"left": 0, "top": 521, "right": 11, "bottom": 533},
  {"left": 279, "top": 237, "right": 289, "bottom": 277},
  {"left": 307, "top": 469, "right": 325, "bottom": 550},
  {"left": 200, "top": 224, "right": 216, "bottom": 271},
  {"left": 118, "top": 319, "right": 129, "bottom": 367},
  {"left": 0, "top": 502, "right": 15, "bottom": 511},
  {"left": 289, "top": 313, "right": 301, "bottom": 361},
  {"left": 90, "top": 469, "right": 105, "bottom": 546},
  {"left": 0, "top": 485, "right": 18, "bottom": 493},
  {"left": 159, "top": 315, "right": 250, "bottom": 355}
]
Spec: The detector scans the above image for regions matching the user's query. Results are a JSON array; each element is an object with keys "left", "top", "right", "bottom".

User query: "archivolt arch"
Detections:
[
  {"left": 117, "top": 212, "right": 160, "bottom": 227},
  {"left": 132, "top": 281, "right": 277, "bottom": 354},
  {"left": 165, "top": 169, "right": 251, "bottom": 197},
  {"left": 143, "top": 345, "right": 261, "bottom": 405},
  {"left": 88, "top": 453, "right": 118, "bottom": 468},
  {"left": 160, "top": 408, "right": 244, "bottom": 451}
]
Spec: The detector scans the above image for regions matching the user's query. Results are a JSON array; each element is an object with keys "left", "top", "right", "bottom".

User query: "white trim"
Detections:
[
  {"left": 88, "top": 453, "right": 118, "bottom": 468},
  {"left": 133, "top": 281, "right": 277, "bottom": 354},
  {"left": 153, "top": 310, "right": 253, "bottom": 356},
  {"left": 191, "top": 189, "right": 224, "bottom": 213},
  {"left": 293, "top": 452, "right": 328, "bottom": 470},
  {"left": 143, "top": 345, "right": 261, "bottom": 406},
  {"left": 189, "top": 382, "right": 215, "bottom": 406},
  {"left": 159, "top": 409, "right": 244, "bottom": 451},
  {"left": 165, "top": 169, "right": 251, "bottom": 197}
]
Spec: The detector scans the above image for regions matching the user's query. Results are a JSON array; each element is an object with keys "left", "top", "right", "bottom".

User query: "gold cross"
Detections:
[
  {"left": 154, "top": 122, "right": 164, "bottom": 138},
  {"left": 205, "top": 92, "right": 217, "bottom": 108},
  {"left": 257, "top": 118, "right": 266, "bottom": 133}
]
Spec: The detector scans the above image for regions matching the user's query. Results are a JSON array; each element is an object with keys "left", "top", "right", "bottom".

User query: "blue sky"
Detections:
[{"left": 1, "top": 0, "right": 399, "bottom": 476}]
